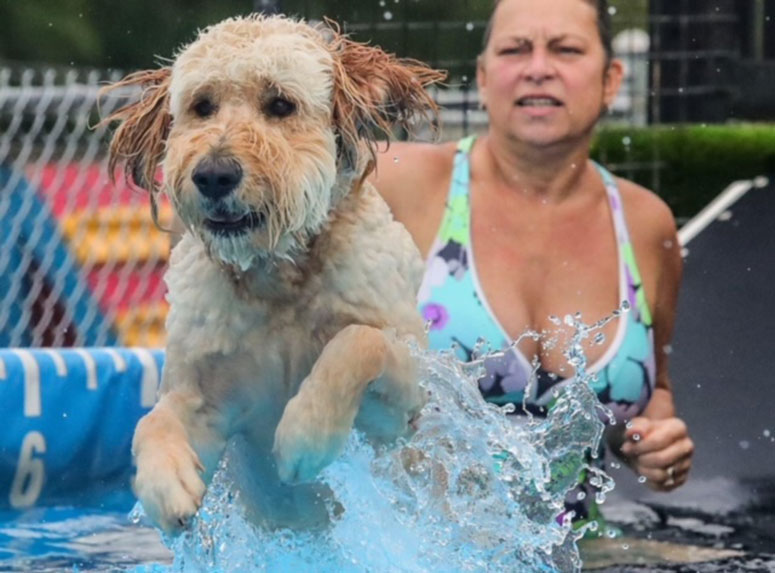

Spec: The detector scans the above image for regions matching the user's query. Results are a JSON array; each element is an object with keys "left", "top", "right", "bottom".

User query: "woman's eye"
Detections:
[
  {"left": 501, "top": 45, "right": 529, "bottom": 56},
  {"left": 265, "top": 97, "right": 296, "bottom": 118},
  {"left": 192, "top": 98, "right": 216, "bottom": 118}
]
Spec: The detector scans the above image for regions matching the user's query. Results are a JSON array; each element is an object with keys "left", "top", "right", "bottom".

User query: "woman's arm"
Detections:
[
  {"left": 641, "top": 198, "right": 683, "bottom": 420},
  {"left": 608, "top": 181, "right": 694, "bottom": 491}
]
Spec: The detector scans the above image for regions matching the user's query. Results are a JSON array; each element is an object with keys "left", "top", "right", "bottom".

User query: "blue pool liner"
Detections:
[{"left": 0, "top": 347, "right": 163, "bottom": 511}]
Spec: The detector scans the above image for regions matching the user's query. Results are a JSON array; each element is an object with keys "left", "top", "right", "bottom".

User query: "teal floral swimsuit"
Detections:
[{"left": 417, "top": 136, "right": 656, "bottom": 528}]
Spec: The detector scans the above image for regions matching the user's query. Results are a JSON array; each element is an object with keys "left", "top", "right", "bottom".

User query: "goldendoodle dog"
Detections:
[{"left": 103, "top": 14, "right": 444, "bottom": 534}]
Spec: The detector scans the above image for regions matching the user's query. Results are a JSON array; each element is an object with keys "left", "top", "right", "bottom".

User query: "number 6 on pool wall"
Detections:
[{"left": 10, "top": 431, "right": 46, "bottom": 509}]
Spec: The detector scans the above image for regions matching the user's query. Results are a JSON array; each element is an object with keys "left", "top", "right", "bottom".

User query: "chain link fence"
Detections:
[{"left": 0, "top": 66, "right": 170, "bottom": 348}]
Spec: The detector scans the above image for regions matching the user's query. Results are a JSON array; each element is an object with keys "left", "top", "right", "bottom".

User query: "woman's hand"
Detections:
[{"left": 618, "top": 416, "right": 694, "bottom": 492}]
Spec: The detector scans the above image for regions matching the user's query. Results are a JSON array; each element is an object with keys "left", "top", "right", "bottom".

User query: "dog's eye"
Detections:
[
  {"left": 192, "top": 98, "right": 217, "bottom": 118},
  {"left": 265, "top": 97, "right": 296, "bottom": 118}
]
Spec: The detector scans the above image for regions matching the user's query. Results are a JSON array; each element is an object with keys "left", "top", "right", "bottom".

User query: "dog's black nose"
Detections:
[{"left": 191, "top": 156, "right": 243, "bottom": 199}]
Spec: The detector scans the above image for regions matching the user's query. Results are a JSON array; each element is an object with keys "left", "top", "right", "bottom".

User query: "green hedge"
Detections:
[{"left": 591, "top": 124, "right": 775, "bottom": 221}]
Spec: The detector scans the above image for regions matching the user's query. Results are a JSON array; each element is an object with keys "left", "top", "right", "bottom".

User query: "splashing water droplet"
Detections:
[
  {"left": 471, "top": 336, "right": 488, "bottom": 360},
  {"left": 129, "top": 503, "right": 144, "bottom": 524},
  {"left": 465, "top": 22, "right": 474, "bottom": 31},
  {"left": 638, "top": 475, "right": 647, "bottom": 483},
  {"left": 383, "top": 10, "right": 393, "bottom": 20},
  {"left": 593, "top": 332, "right": 605, "bottom": 346},
  {"left": 159, "top": 314, "right": 614, "bottom": 571}
]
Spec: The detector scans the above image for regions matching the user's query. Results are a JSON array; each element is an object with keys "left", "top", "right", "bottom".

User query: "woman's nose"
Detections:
[{"left": 523, "top": 48, "right": 555, "bottom": 84}]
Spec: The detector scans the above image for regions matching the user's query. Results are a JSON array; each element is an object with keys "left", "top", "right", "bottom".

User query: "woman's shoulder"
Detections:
[
  {"left": 372, "top": 140, "right": 457, "bottom": 190},
  {"left": 614, "top": 176, "right": 682, "bottom": 308},
  {"left": 615, "top": 176, "right": 677, "bottom": 243},
  {"left": 370, "top": 139, "right": 458, "bottom": 217},
  {"left": 368, "top": 140, "right": 458, "bottom": 256}
]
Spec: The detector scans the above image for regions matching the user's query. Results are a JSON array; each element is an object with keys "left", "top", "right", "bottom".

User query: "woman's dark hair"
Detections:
[{"left": 481, "top": 0, "right": 614, "bottom": 66}]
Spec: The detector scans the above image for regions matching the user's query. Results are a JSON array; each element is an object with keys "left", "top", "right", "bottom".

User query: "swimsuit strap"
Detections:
[
  {"left": 433, "top": 136, "right": 476, "bottom": 247},
  {"left": 593, "top": 162, "right": 653, "bottom": 326},
  {"left": 451, "top": 135, "right": 475, "bottom": 199},
  {"left": 456, "top": 135, "right": 476, "bottom": 154}
]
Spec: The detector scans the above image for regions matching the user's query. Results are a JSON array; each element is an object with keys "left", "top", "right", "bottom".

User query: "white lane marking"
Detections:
[
  {"left": 678, "top": 180, "right": 752, "bottom": 246},
  {"left": 131, "top": 348, "right": 159, "bottom": 408},
  {"left": 103, "top": 347, "right": 127, "bottom": 373},
  {"left": 73, "top": 349, "right": 98, "bottom": 391},
  {"left": 13, "top": 349, "right": 41, "bottom": 418},
  {"left": 42, "top": 349, "right": 68, "bottom": 377}
]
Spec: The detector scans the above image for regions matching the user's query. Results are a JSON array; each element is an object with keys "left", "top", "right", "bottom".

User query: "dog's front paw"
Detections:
[
  {"left": 133, "top": 442, "right": 206, "bottom": 535},
  {"left": 273, "top": 389, "right": 352, "bottom": 484}
]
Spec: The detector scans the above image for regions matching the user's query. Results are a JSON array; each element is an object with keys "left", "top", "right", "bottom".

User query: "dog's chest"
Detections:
[{"left": 163, "top": 192, "right": 424, "bottom": 422}]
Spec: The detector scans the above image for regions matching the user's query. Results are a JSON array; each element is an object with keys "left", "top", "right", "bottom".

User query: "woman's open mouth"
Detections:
[
  {"left": 516, "top": 96, "right": 563, "bottom": 108},
  {"left": 204, "top": 211, "right": 266, "bottom": 236}
]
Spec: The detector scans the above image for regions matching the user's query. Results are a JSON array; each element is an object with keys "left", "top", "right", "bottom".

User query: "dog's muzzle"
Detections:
[{"left": 192, "top": 155, "right": 243, "bottom": 200}]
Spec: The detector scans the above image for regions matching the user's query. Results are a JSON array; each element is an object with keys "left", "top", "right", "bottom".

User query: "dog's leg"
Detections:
[
  {"left": 273, "top": 324, "right": 425, "bottom": 483},
  {"left": 132, "top": 390, "right": 227, "bottom": 534}
]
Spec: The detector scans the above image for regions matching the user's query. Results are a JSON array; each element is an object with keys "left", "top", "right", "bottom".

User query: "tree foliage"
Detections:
[{"left": 0, "top": 0, "right": 646, "bottom": 75}]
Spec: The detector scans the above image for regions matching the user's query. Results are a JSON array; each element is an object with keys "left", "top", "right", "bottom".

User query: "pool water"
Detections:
[
  {"left": 0, "top": 505, "right": 171, "bottom": 572},
  {"left": 2, "top": 338, "right": 597, "bottom": 572},
  {"left": 2, "top": 317, "right": 774, "bottom": 572},
  {"left": 130, "top": 335, "right": 602, "bottom": 572},
  {"left": 2, "top": 489, "right": 774, "bottom": 572}
]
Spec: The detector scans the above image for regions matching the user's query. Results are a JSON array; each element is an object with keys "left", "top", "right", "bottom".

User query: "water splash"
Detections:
[{"left": 134, "top": 312, "right": 622, "bottom": 572}]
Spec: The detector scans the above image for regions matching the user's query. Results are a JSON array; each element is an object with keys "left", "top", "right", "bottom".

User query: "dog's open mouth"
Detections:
[{"left": 204, "top": 211, "right": 266, "bottom": 236}]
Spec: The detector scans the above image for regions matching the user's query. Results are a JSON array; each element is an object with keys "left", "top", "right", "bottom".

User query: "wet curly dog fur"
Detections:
[{"left": 103, "top": 14, "right": 444, "bottom": 534}]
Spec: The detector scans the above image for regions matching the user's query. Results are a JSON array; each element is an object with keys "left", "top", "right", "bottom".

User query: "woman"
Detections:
[{"left": 371, "top": 0, "right": 694, "bottom": 531}]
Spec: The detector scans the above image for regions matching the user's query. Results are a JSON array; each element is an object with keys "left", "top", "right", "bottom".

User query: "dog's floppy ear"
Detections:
[
  {"left": 100, "top": 68, "right": 172, "bottom": 198},
  {"left": 326, "top": 21, "right": 446, "bottom": 168}
]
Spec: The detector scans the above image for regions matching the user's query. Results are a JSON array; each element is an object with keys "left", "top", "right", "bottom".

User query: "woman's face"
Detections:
[{"left": 477, "top": 0, "right": 622, "bottom": 148}]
